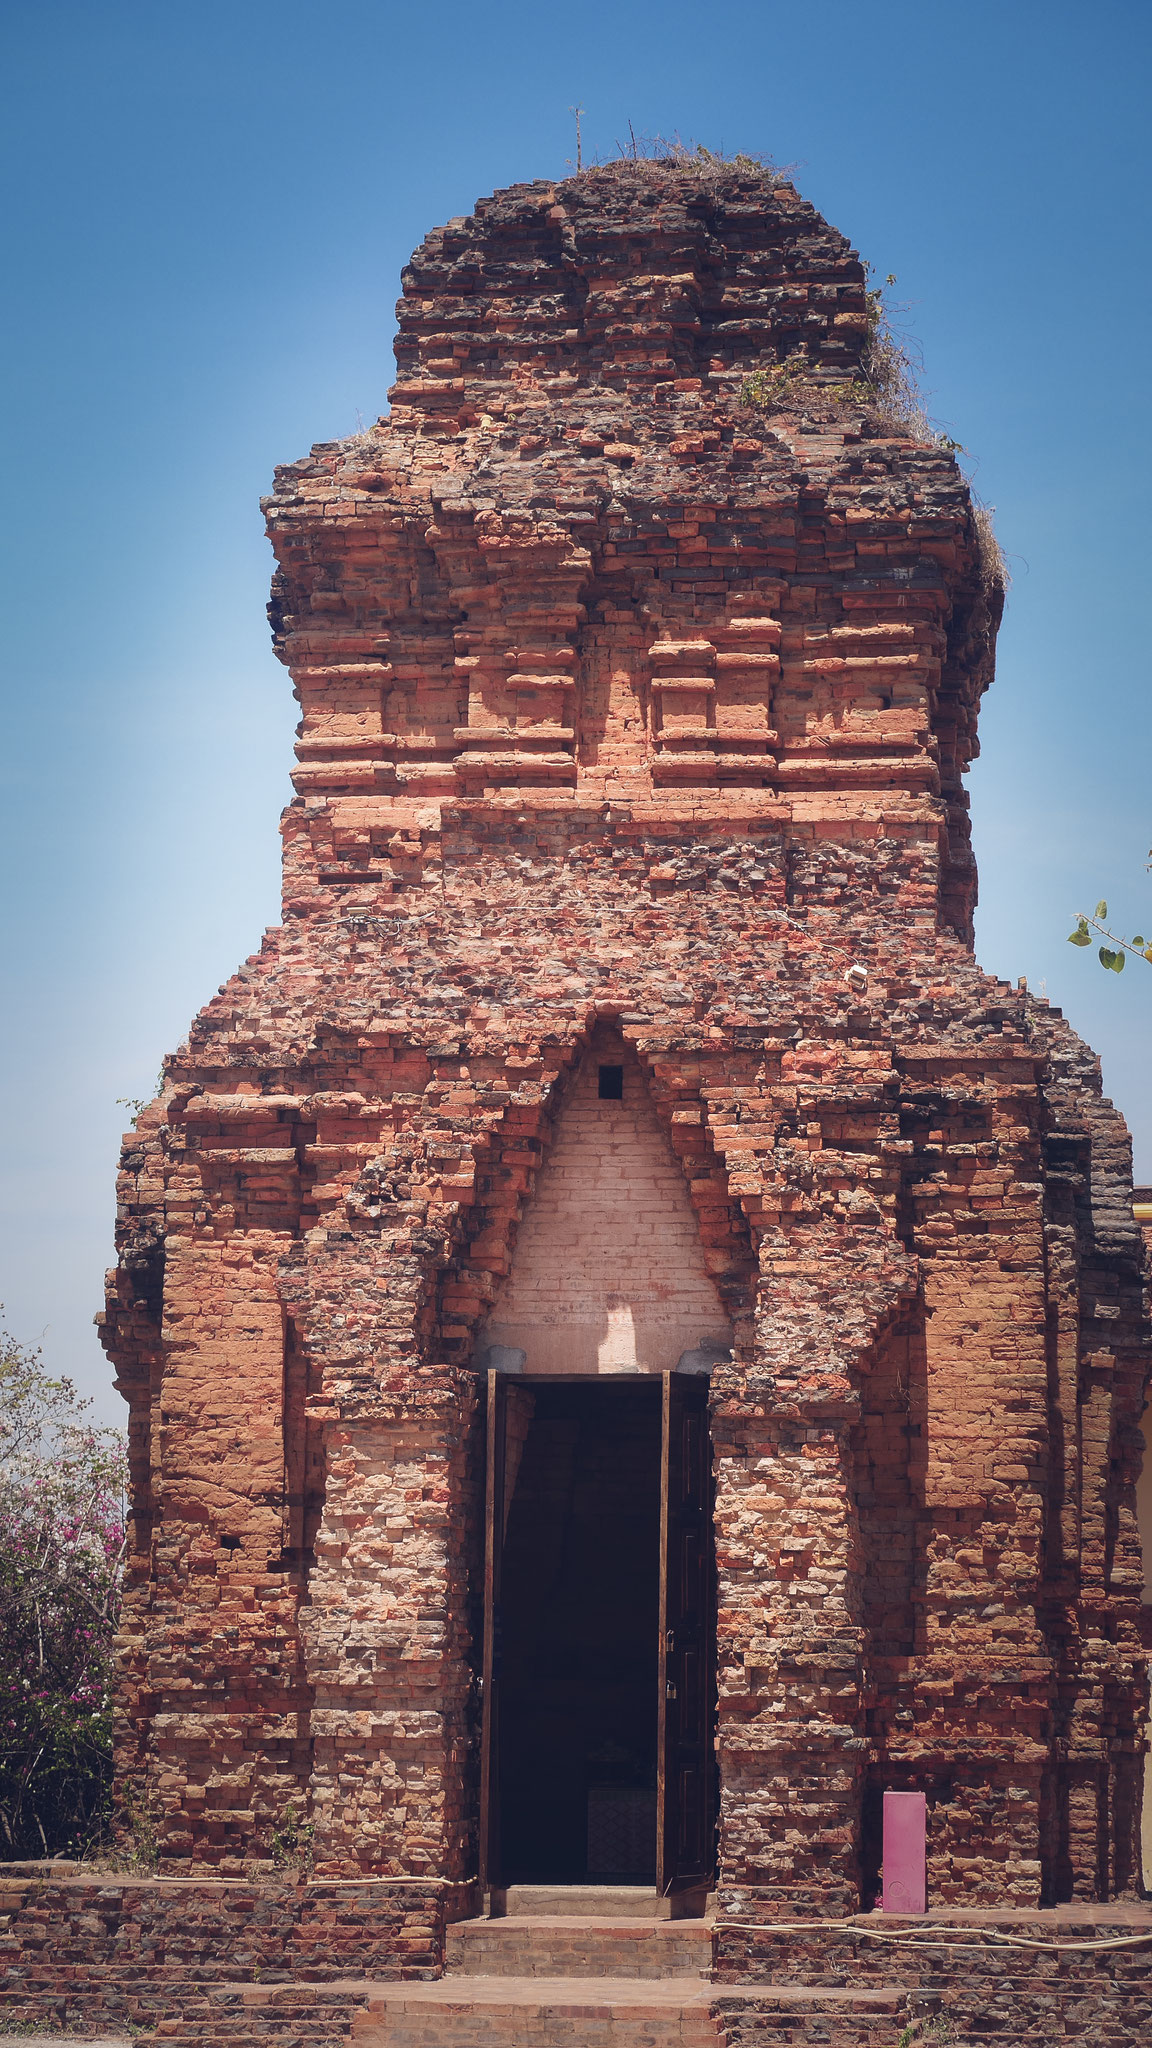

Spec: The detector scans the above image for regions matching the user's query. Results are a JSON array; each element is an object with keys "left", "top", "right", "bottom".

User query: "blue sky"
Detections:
[{"left": 2, "top": 0, "right": 1149, "bottom": 1421}]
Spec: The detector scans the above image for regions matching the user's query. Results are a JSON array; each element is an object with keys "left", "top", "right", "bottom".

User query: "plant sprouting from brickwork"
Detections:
[
  {"left": 0, "top": 1317, "right": 127, "bottom": 1859},
  {"left": 80, "top": 1775, "right": 161, "bottom": 1875},
  {"left": 736, "top": 271, "right": 935, "bottom": 432},
  {"left": 271, "top": 1801, "right": 316, "bottom": 1877},
  {"left": 738, "top": 361, "right": 875, "bottom": 412},
  {"left": 733, "top": 271, "right": 915, "bottom": 427},
  {"left": 971, "top": 502, "right": 1008, "bottom": 601},
  {"left": 896, "top": 2017, "right": 959, "bottom": 2048},
  {"left": 579, "top": 135, "right": 997, "bottom": 595},
  {"left": 734, "top": 270, "right": 1007, "bottom": 606},
  {"left": 861, "top": 273, "right": 937, "bottom": 440}
]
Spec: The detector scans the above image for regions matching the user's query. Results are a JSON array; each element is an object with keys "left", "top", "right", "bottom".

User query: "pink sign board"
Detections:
[{"left": 882, "top": 1790, "right": 927, "bottom": 1913}]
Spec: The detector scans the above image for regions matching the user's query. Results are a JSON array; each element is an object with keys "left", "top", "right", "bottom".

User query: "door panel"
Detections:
[
  {"left": 657, "top": 1372, "right": 716, "bottom": 1893},
  {"left": 480, "top": 1375, "right": 536, "bottom": 1888},
  {"left": 479, "top": 1371, "right": 506, "bottom": 1889}
]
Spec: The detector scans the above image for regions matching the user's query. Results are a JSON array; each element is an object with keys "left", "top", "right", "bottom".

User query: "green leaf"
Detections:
[
  {"left": 1099, "top": 947, "right": 1125, "bottom": 973},
  {"left": 1112, "top": 951, "right": 1126, "bottom": 972},
  {"left": 1132, "top": 935, "right": 1145, "bottom": 949},
  {"left": 1096, "top": 900, "right": 1108, "bottom": 919},
  {"left": 1068, "top": 927, "right": 1092, "bottom": 947}
]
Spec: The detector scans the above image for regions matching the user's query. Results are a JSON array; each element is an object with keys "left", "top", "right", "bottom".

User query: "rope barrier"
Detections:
[{"left": 716, "top": 1917, "right": 1152, "bottom": 1955}]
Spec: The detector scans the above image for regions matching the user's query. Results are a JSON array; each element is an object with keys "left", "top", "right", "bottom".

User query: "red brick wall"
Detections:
[
  {"left": 483, "top": 1027, "right": 730, "bottom": 1374},
  {"left": 99, "top": 163, "right": 1151, "bottom": 1909}
]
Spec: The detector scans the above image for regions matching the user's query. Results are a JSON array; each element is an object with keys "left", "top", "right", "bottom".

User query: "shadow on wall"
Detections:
[
  {"left": 478, "top": 1313, "right": 731, "bottom": 1377},
  {"left": 853, "top": 1305, "right": 925, "bottom": 1663},
  {"left": 856, "top": 1286, "right": 1152, "bottom": 1905},
  {"left": 854, "top": 1304, "right": 924, "bottom": 1908}
]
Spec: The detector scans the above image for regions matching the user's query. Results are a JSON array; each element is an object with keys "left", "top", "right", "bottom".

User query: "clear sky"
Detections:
[{"left": 2, "top": 0, "right": 1149, "bottom": 1423}]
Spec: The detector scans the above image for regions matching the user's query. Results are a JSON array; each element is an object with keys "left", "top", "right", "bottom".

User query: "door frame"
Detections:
[
  {"left": 478, "top": 1371, "right": 505, "bottom": 1891},
  {"left": 479, "top": 1370, "right": 717, "bottom": 1892},
  {"left": 657, "top": 1370, "right": 717, "bottom": 1894}
]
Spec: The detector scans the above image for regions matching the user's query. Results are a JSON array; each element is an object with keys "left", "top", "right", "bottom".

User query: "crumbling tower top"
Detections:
[
  {"left": 266, "top": 164, "right": 1002, "bottom": 943},
  {"left": 392, "top": 165, "right": 869, "bottom": 407}
]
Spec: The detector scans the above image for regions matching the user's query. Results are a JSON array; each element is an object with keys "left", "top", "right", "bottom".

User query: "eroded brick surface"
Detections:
[
  {"left": 97, "top": 160, "right": 1151, "bottom": 1939},
  {"left": 2, "top": 1881, "right": 1151, "bottom": 2043}
]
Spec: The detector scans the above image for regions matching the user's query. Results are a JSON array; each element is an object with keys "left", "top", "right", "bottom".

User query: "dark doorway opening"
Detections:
[
  {"left": 497, "top": 1381, "right": 661, "bottom": 1883},
  {"left": 480, "top": 1372, "right": 717, "bottom": 1894}
]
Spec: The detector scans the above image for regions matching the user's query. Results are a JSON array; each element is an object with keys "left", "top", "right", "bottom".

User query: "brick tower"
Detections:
[{"left": 101, "top": 160, "right": 1151, "bottom": 1930}]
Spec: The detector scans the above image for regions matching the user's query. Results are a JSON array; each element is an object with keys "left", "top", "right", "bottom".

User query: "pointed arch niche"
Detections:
[{"left": 475, "top": 1024, "right": 735, "bottom": 1378}]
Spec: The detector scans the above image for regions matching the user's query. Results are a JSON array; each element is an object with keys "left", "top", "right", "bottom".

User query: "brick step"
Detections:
[
  {"left": 347, "top": 1977, "right": 908, "bottom": 2048},
  {"left": 489, "top": 1886, "right": 705, "bottom": 1921},
  {"left": 445, "top": 1913, "right": 713, "bottom": 1978},
  {"left": 134, "top": 1988, "right": 372, "bottom": 2046},
  {"left": 0, "top": 1978, "right": 920, "bottom": 2048},
  {"left": 710, "top": 2020, "right": 910, "bottom": 2045},
  {"left": 712, "top": 1990, "right": 922, "bottom": 2045},
  {"left": 11, "top": 2038, "right": 130, "bottom": 2047}
]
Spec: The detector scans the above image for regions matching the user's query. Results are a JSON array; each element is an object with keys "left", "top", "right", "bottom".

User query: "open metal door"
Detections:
[
  {"left": 479, "top": 1370, "right": 506, "bottom": 1890},
  {"left": 657, "top": 1370, "right": 716, "bottom": 1894},
  {"left": 479, "top": 1373, "right": 535, "bottom": 1890}
]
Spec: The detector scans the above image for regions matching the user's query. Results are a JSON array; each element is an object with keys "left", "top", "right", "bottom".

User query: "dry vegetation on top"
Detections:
[
  {"left": 541, "top": 131, "right": 1005, "bottom": 603},
  {"left": 581, "top": 130, "right": 794, "bottom": 187}
]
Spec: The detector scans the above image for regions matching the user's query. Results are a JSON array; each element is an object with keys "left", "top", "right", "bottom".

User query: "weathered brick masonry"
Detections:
[{"left": 97, "top": 159, "right": 1150, "bottom": 1942}]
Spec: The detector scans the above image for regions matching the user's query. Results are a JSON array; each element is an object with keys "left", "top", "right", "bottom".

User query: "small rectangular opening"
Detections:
[{"left": 598, "top": 1064, "right": 623, "bottom": 1100}]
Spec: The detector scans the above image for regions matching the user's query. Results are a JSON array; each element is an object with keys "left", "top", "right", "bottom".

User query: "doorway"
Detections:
[{"left": 479, "top": 1374, "right": 716, "bottom": 1893}]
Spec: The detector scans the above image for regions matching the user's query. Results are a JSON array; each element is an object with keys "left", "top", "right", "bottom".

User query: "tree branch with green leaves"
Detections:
[{"left": 1068, "top": 864, "right": 1152, "bottom": 974}]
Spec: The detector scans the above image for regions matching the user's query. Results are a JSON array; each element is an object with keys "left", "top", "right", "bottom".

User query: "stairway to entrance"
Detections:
[
  {"left": 8, "top": 1871, "right": 1152, "bottom": 2043},
  {"left": 126, "top": 1890, "right": 911, "bottom": 2046},
  {"left": 344, "top": 1891, "right": 906, "bottom": 2047}
]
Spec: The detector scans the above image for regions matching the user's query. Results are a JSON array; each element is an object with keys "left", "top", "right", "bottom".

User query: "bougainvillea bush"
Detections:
[{"left": 0, "top": 1319, "right": 126, "bottom": 1857}]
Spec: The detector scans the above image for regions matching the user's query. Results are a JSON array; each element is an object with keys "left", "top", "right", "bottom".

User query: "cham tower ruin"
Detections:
[{"left": 100, "top": 156, "right": 1152, "bottom": 1948}]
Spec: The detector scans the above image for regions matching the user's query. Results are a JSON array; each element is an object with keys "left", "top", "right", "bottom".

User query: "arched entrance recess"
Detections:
[{"left": 471, "top": 1025, "right": 737, "bottom": 1896}]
